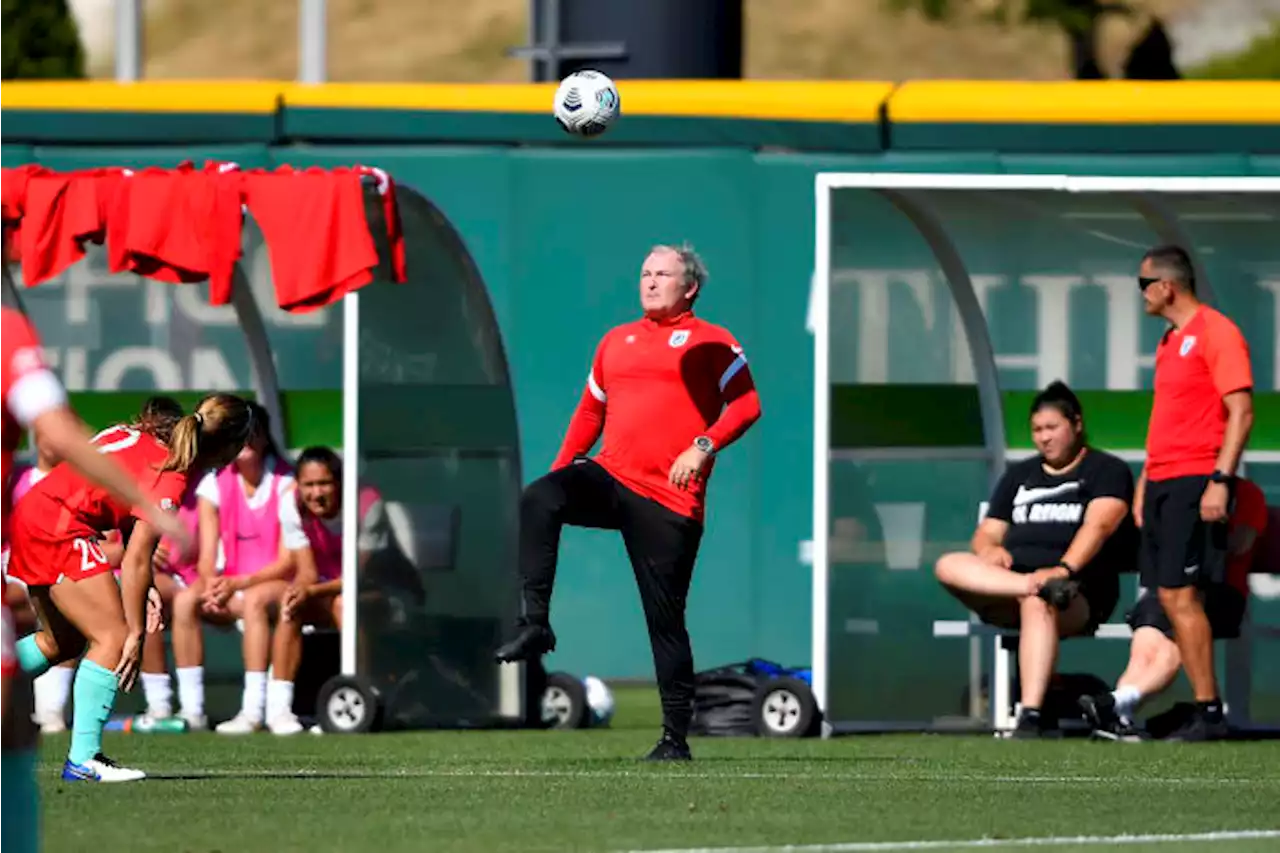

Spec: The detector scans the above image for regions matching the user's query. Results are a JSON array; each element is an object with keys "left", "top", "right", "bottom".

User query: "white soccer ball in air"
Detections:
[
  {"left": 584, "top": 675, "right": 616, "bottom": 727},
  {"left": 553, "top": 70, "right": 621, "bottom": 137}
]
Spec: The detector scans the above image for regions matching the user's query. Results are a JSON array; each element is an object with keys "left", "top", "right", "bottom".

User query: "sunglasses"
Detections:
[{"left": 1138, "top": 275, "right": 1162, "bottom": 291}]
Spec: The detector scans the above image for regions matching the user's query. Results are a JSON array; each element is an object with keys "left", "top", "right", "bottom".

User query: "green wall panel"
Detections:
[
  {"left": 283, "top": 107, "right": 879, "bottom": 152},
  {"left": 29, "top": 145, "right": 273, "bottom": 171},
  {"left": 2, "top": 111, "right": 277, "bottom": 145},
  {"left": 62, "top": 390, "right": 341, "bottom": 448},
  {"left": 891, "top": 123, "right": 1280, "bottom": 155}
]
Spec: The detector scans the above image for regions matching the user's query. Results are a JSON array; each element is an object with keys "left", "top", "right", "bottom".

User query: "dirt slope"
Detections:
[{"left": 115, "top": 0, "right": 1201, "bottom": 82}]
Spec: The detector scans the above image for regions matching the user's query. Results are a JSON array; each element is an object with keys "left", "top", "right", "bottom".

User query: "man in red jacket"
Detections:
[{"left": 495, "top": 243, "right": 762, "bottom": 761}]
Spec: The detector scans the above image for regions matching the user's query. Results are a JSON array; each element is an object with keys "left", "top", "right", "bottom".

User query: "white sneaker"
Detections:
[
  {"left": 268, "top": 712, "right": 305, "bottom": 736},
  {"left": 35, "top": 711, "right": 67, "bottom": 734},
  {"left": 181, "top": 712, "right": 209, "bottom": 731},
  {"left": 62, "top": 753, "right": 146, "bottom": 783},
  {"left": 215, "top": 713, "right": 262, "bottom": 735}
]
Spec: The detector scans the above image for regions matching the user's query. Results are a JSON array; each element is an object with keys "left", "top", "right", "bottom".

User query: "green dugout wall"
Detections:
[{"left": 2, "top": 80, "right": 1278, "bottom": 685}]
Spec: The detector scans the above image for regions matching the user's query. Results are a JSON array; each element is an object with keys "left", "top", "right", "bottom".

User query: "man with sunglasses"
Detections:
[{"left": 1135, "top": 244, "right": 1254, "bottom": 741}]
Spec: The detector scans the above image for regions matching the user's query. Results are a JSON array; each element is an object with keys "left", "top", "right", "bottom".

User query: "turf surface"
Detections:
[{"left": 33, "top": 687, "right": 1280, "bottom": 853}]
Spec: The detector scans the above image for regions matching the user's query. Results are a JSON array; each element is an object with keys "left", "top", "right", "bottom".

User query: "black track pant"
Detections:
[{"left": 519, "top": 458, "right": 703, "bottom": 738}]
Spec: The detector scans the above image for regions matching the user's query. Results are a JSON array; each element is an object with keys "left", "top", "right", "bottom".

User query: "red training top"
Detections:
[
  {"left": 13, "top": 424, "right": 187, "bottom": 543},
  {"left": 552, "top": 310, "right": 761, "bottom": 522},
  {"left": 1, "top": 307, "right": 67, "bottom": 540},
  {"left": 1145, "top": 306, "right": 1252, "bottom": 482}
]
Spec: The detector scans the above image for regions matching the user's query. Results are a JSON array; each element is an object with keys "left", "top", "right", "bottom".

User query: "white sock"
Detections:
[
  {"left": 267, "top": 679, "right": 295, "bottom": 721},
  {"left": 1113, "top": 685, "right": 1142, "bottom": 720},
  {"left": 177, "top": 666, "right": 205, "bottom": 717},
  {"left": 141, "top": 672, "right": 173, "bottom": 718},
  {"left": 33, "top": 665, "right": 74, "bottom": 719},
  {"left": 242, "top": 671, "right": 267, "bottom": 722}
]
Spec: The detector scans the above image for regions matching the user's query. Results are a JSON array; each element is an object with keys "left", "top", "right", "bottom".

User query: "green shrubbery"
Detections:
[{"left": 2, "top": 0, "right": 87, "bottom": 80}]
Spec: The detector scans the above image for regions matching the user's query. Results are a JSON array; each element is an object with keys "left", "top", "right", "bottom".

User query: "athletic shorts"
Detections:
[
  {"left": 6, "top": 513, "right": 112, "bottom": 587},
  {"left": 1140, "top": 475, "right": 1232, "bottom": 591},
  {"left": 1126, "top": 585, "right": 1247, "bottom": 640}
]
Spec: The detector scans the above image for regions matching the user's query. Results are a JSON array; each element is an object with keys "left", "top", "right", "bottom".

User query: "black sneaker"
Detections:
[
  {"left": 645, "top": 730, "right": 692, "bottom": 761},
  {"left": 494, "top": 623, "right": 556, "bottom": 663},
  {"left": 1038, "top": 577, "right": 1080, "bottom": 611},
  {"left": 1079, "top": 693, "right": 1145, "bottom": 742},
  {"left": 1166, "top": 711, "right": 1230, "bottom": 742},
  {"left": 1009, "top": 708, "right": 1058, "bottom": 739}
]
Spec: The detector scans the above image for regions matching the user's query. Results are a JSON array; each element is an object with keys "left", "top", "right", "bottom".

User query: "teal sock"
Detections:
[
  {"left": 69, "top": 660, "right": 118, "bottom": 766},
  {"left": 14, "top": 636, "right": 51, "bottom": 677}
]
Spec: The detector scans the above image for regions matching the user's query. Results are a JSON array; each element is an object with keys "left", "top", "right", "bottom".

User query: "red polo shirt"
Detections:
[{"left": 1145, "top": 306, "right": 1252, "bottom": 482}]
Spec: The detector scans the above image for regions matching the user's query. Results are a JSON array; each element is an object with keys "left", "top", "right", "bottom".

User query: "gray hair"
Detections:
[{"left": 650, "top": 242, "right": 708, "bottom": 292}]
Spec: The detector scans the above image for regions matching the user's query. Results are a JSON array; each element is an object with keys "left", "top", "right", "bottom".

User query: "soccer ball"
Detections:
[
  {"left": 584, "top": 675, "right": 615, "bottom": 727},
  {"left": 553, "top": 70, "right": 620, "bottom": 137}
]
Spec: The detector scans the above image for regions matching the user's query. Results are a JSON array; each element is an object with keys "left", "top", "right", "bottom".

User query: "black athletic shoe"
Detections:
[
  {"left": 645, "top": 731, "right": 692, "bottom": 761},
  {"left": 1166, "top": 711, "right": 1230, "bottom": 743},
  {"left": 1009, "top": 708, "right": 1058, "bottom": 739},
  {"left": 1079, "top": 693, "right": 1144, "bottom": 742},
  {"left": 494, "top": 623, "right": 556, "bottom": 663},
  {"left": 1038, "top": 577, "right": 1080, "bottom": 611}
]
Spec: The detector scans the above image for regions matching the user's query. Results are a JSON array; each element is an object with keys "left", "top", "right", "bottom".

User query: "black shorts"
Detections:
[
  {"left": 1126, "top": 585, "right": 1247, "bottom": 640},
  {"left": 1140, "top": 475, "right": 1232, "bottom": 590}
]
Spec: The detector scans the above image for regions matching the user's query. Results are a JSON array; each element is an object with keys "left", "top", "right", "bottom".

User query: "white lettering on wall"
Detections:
[
  {"left": 94, "top": 347, "right": 184, "bottom": 389},
  {"left": 1023, "top": 275, "right": 1083, "bottom": 388},
  {"left": 836, "top": 267, "right": 1275, "bottom": 391}
]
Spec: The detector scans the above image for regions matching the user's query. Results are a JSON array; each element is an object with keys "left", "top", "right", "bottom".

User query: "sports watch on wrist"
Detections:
[
  {"left": 693, "top": 435, "right": 716, "bottom": 455},
  {"left": 1056, "top": 560, "right": 1075, "bottom": 575},
  {"left": 1209, "top": 470, "right": 1234, "bottom": 485}
]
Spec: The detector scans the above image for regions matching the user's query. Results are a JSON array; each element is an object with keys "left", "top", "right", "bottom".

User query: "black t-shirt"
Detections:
[{"left": 986, "top": 449, "right": 1137, "bottom": 579}]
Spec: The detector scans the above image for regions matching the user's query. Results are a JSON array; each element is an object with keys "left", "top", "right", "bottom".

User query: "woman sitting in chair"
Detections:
[{"left": 934, "top": 381, "right": 1137, "bottom": 738}]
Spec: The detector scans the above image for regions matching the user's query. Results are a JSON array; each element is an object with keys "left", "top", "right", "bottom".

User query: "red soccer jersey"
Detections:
[
  {"left": 242, "top": 167, "right": 380, "bottom": 313},
  {"left": 1227, "top": 478, "right": 1268, "bottom": 598},
  {"left": 15, "top": 424, "right": 187, "bottom": 543},
  {"left": 1145, "top": 306, "right": 1253, "bottom": 482},
  {"left": 553, "top": 311, "right": 761, "bottom": 521},
  {"left": 2, "top": 307, "right": 66, "bottom": 537}
]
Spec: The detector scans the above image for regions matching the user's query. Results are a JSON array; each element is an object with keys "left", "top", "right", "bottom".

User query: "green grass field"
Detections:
[{"left": 33, "top": 687, "right": 1280, "bottom": 853}]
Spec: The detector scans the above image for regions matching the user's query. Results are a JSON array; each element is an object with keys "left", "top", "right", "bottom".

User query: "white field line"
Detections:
[
  {"left": 619, "top": 828, "right": 1280, "bottom": 853},
  {"left": 133, "top": 767, "right": 1280, "bottom": 786}
]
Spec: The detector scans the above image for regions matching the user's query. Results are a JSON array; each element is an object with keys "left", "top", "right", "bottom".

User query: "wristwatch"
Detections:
[
  {"left": 1209, "top": 470, "right": 1235, "bottom": 485},
  {"left": 1056, "top": 560, "right": 1076, "bottom": 575},
  {"left": 693, "top": 435, "right": 716, "bottom": 455}
]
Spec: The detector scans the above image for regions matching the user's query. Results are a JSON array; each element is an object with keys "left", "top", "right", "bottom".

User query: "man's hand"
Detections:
[
  {"left": 114, "top": 631, "right": 145, "bottom": 692},
  {"left": 1201, "top": 480, "right": 1230, "bottom": 523},
  {"left": 976, "top": 545, "right": 1014, "bottom": 569},
  {"left": 668, "top": 445, "right": 711, "bottom": 491}
]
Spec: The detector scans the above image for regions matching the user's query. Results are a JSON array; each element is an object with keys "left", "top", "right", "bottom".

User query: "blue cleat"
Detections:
[{"left": 61, "top": 753, "right": 146, "bottom": 783}]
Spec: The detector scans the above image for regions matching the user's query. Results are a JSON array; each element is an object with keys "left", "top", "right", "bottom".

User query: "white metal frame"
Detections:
[
  {"left": 340, "top": 291, "right": 361, "bottom": 676},
  {"left": 811, "top": 173, "right": 1280, "bottom": 732}
]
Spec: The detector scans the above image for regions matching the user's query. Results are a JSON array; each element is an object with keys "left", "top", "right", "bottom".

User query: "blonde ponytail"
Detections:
[{"left": 162, "top": 414, "right": 203, "bottom": 473}]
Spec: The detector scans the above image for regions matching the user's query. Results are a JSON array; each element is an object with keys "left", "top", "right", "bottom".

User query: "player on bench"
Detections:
[
  {"left": 1079, "top": 477, "right": 1268, "bottom": 741},
  {"left": 934, "top": 381, "right": 1138, "bottom": 738}
]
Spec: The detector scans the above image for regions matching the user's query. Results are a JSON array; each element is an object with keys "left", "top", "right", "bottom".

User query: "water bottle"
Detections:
[{"left": 104, "top": 714, "right": 189, "bottom": 733}]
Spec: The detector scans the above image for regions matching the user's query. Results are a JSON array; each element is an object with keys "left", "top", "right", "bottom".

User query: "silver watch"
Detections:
[{"left": 693, "top": 435, "right": 715, "bottom": 454}]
